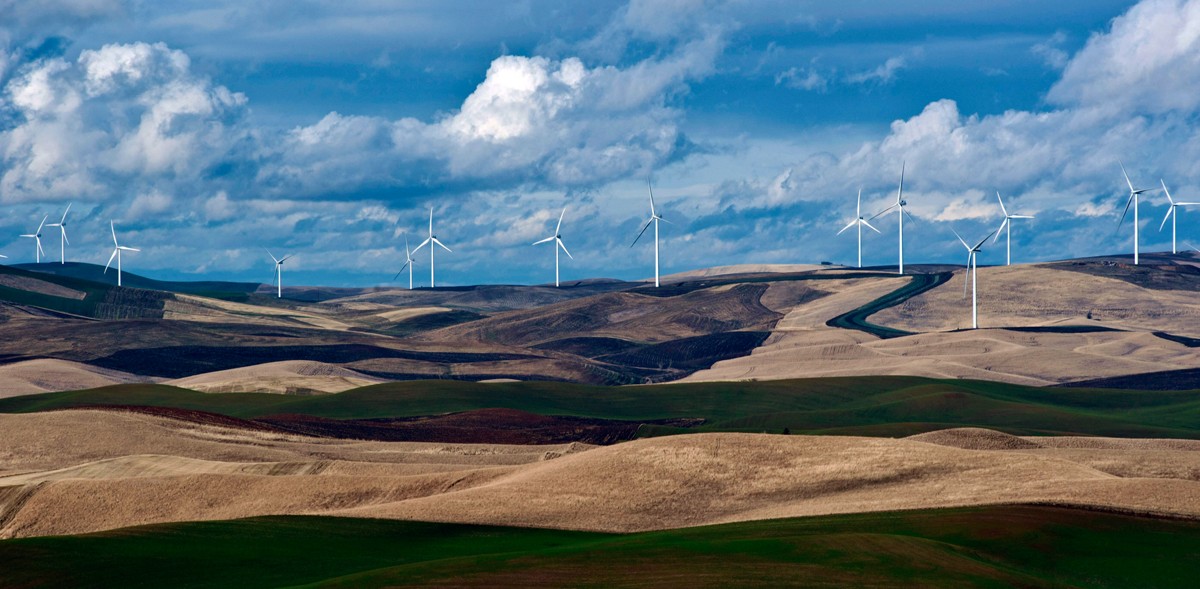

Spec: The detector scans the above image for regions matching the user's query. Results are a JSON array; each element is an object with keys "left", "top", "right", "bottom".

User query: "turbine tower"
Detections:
[
  {"left": 870, "top": 162, "right": 914, "bottom": 274},
  {"left": 45, "top": 204, "right": 71, "bottom": 264},
  {"left": 104, "top": 221, "right": 139, "bottom": 287},
  {"left": 631, "top": 179, "right": 667, "bottom": 287},
  {"left": 412, "top": 207, "right": 452, "bottom": 288},
  {"left": 951, "top": 227, "right": 998, "bottom": 330},
  {"left": 1159, "top": 180, "right": 1198, "bottom": 254},
  {"left": 1117, "top": 162, "right": 1160, "bottom": 265},
  {"left": 19, "top": 215, "right": 47, "bottom": 263},
  {"left": 392, "top": 234, "right": 418, "bottom": 290},
  {"left": 993, "top": 192, "right": 1034, "bottom": 266},
  {"left": 267, "top": 250, "right": 292, "bottom": 298},
  {"left": 533, "top": 207, "right": 573, "bottom": 287},
  {"left": 837, "top": 188, "right": 881, "bottom": 268}
]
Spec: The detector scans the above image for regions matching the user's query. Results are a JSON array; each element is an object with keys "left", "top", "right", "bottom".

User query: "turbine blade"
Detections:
[
  {"left": 868, "top": 203, "right": 898, "bottom": 221},
  {"left": 280, "top": 255, "right": 292, "bottom": 262},
  {"left": 950, "top": 227, "right": 970, "bottom": 250},
  {"left": 1161, "top": 206, "right": 1174, "bottom": 231},
  {"left": 61, "top": 226, "right": 69, "bottom": 245},
  {"left": 861, "top": 219, "right": 882, "bottom": 234},
  {"left": 631, "top": 218, "right": 652, "bottom": 247},
  {"left": 104, "top": 249, "right": 117, "bottom": 273},
  {"left": 837, "top": 219, "right": 857, "bottom": 235},
  {"left": 856, "top": 188, "right": 862, "bottom": 217},
  {"left": 902, "top": 207, "right": 917, "bottom": 223},
  {"left": 972, "top": 229, "right": 998, "bottom": 250},
  {"left": 1120, "top": 161, "right": 1135, "bottom": 193},
  {"left": 963, "top": 254, "right": 971, "bottom": 297},
  {"left": 556, "top": 206, "right": 566, "bottom": 235},
  {"left": 558, "top": 238, "right": 573, "bottom": 259},
  {"left": 433, "top": 237, "right": 452, "bottom": 252},
  {"left": 111, "top": 221, "right": 118, "bottom": 246},
  {"left": 37, "top": 215, "right": 47, "bottom": 233},
  {"left": 1011, "top": 214, "right": 1035, "bottom": 219},
  {"left": 1162, "top": 179, "right": 1173, "bottom": 204},
  {"left": 37, "top": 239, "right": 44, "bottom": 257},
  {"left": 1116, "top": 192, "right": 1134, "bottom": 230},
  {"left": 404, "top": 234, "right": 411, "bottom": 257},
  {"left": 60, "top": 203, "right": 71, "bottom": 224},
  {"left": 994, "top": 218, "right": 1008, "bottom": 243},
  {"left": 533, "top": 236, "right": 555, "bottom": 246},
  {"left": 996, "top": 191, "right": 1008, "bottom": 216},
  {"left": 412, "top": 238, "right": 430, "bottom": 253},
  {"left": 647, "top": 179, "right": 656, "bottom": 216},
  {"left": 266, "top": 249, "right": 280, "bottom": 263},
  {"left": 393, "top": 260, "right": 410, "bottom": 280},
  {"left": 120, "top": 247, "right": 140, "bottom": 252},
  {"left": 896, "top": 161, "right": 905, "bottom": 204}
]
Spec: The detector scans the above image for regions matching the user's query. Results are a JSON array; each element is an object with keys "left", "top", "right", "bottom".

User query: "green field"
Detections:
[
  {"left": 1, "top": 505, "right": 1197, "bottom": 588},
  {"left": 3, "top": 376, "right": 1199, "bottom": 438}
]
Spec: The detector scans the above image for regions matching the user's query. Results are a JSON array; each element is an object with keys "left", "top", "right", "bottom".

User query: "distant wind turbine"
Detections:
[
  {"left": 869, "top": 162, "right": 914, "bottom": 274},
  {"left": 533, "top": 207, "right": 573, "bottom": 287},
  {"left": 993, "top": 192, "right": 1034, "bottom": 266},
  {"left": 631, "top": 179, "right": 668, "bottom": 287},
  {"left": 951, "top": 227, "right": 998, "bottom": 330},
  {"left": 412, "top": 207, "right": 452, "bottom": 288},
  {"left": 267, "top": 250, "right": 292, "bottom": 298},
  {"left": 19, "top": 215, "right": 47, "bottom": 263},
  {"left": 392, "top": 234, "right": 418, "bottom": 290},
  {"left": 104, "top": 221, "right": 139, "bottom": 287},
  {"left": 45, "top": 204, "right": 71, "bottom": 264},
  {"left": 1117, "top": 162, "right": 1160, "bottom": 265},
  {"left": 837, "top": 188, "right": 881, "bottom": 268},
  {"left": 1159, "top": 180, "right": 1198, "bottom": 255}
]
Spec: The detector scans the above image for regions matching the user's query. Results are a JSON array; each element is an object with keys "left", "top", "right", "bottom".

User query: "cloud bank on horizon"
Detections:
[{"left": 0, "top": 0, "right": 1198, "bottom": 286}]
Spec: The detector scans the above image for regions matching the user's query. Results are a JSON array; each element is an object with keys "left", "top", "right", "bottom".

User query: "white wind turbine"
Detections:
[
  {"left": 392, "top": 234, "right": 418, "bottom": 290},
  {"left": 951, "top": 227, "right": 998, "bottom": 330},
  {"left": 869, "top": 162, "right": 914, "bottom": 274},
  {"left": 1117, "top": 162, "right": 1160, "bottom": 265},
  {"left": 993, "top": 192, "right": 1034, "bottom": 266},
  {"left": 631, "top": 179, "right": 668, "bottom": 287},
  {"left": 837, "top": 188, "right": 881, "bottom": 268},
  {"left": 412, "top": 207, "right": 452, "bottom": 288},
  {"left": 533, "top": 207, "right": 573, "bottom": 287},
  {"left": 45, "top": 204, "right": 71, "bottom": 264},
  {"left": 266, "top": 250, "right": 292, "bottom": 298},
  {"left": 104, "top": 221, "right": 139, "bottom": 287},
  {"left": 1159, "top": 180, "right": 1198, "bottom": 255},
  {"left": 19, "top": 215, "right": 47, "bottom": 263}
]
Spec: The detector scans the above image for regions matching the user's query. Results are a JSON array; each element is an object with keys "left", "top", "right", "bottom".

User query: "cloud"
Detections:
[
  {"left": 1031, "top": 31, "right": 1070, "bottom": 70},
  {"left": 775, "top": 65, "right": 828, "bottom": 92},
  {"left": 845, "top": 56, "right": 906, "bottom": 85},
  {"left": 0, "top": 41, "right": 249, "bottom": 203},
  {"left": 1049, "top": 0, "right": 1200, "bottom": 114}
]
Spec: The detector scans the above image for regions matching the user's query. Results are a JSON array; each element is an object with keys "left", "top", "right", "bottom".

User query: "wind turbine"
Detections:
[
  {"left": 392, "top": 234, "right": 418, "bottom": 290},
  {"left": 951, "top": 227, "right": 998, "bottom": 330},
  {"left": 1159, "top": 180, "right": 1198, "bottom": 255},
  {"left": 104, "top": 221, "right": 139, "bottom": 287},
  {"left": 1117, "top": 162, "right": 1160, "bottom": 265},
  {"left": 993, "top": 192, "right": 1034, "bottom": 266},
  {"left": 412, "top": 207, "right": 452, "bottom": 287},
  {"left": 837, "top": 188, "right": 881, "bottom": 268},
  {"left": 631, "top": 179, "right": 667, "bottom": 287},
  {"left": 267, "top": 250, "right": 292, "bottom": 298},
  {"left": 869, "top": 162, "right": 914, "bottom": 274},
  {"left": 45, "top": 204, "right": 71, "bottom": 264},
  {"left": 533, "top": 207, "right": 573, "bottom": 287},
  {"left": 19, "top": 215, "right": 47, "bottom": 263}
]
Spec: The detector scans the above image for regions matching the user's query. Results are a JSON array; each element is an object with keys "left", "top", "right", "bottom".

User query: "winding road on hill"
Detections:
[{"left": 825, "top": 271, "right": 954, "bottom": 339}]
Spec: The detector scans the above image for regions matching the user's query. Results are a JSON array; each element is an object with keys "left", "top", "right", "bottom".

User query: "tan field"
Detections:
[
  {"left": 0, "top": 359, "right": 152, "bottom": 399},
  {"left": 2, "top": 410, "right": 1197, "bottom": 538},
  {"left": 685, "top": 263, "right": 1200, "bottom": 385},
  {"left": 872, "top": 263, "right": 1200, "bottom": 336},
  {"left": 166, "top": 360, "right": 387, "bottom": 395}
]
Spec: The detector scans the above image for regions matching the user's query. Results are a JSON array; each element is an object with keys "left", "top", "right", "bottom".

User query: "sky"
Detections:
[{"left": 2, "top": 0, "right": 1199, "bottom": 287}]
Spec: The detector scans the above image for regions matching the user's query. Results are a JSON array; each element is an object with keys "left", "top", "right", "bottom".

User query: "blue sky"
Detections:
[{"left": 2, "top": 0, "right": 1199, "bottom": 286}]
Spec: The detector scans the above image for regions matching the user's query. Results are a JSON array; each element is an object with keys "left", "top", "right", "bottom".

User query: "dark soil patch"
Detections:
[
  {"left": 1152, "top": 331, "right": 1200, "bottom": 348},
  {"left": 533, "top": 336, "right": 644, "bottom": 358},
  {"left": 1050, "top": 258, "right": 1200, "bottom": 291},
  {"left": 1057, "top": 367, "right": 1200, "bottom": 391},
  {"left": 1003, "top": 325, "right": 1125, "bottom": 334},
  {"left": 598, "top": 331, "right": 770, "bottom": 371}
]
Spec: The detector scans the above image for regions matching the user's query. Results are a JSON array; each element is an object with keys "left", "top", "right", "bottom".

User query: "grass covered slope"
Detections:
[
  {"left": 2, "top": 506, "right": 1198, "bottom": 588},
  {"left": 1, "top": 376, "right": 1198, "bottom": 438}
]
